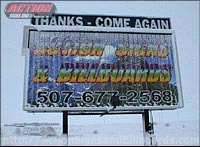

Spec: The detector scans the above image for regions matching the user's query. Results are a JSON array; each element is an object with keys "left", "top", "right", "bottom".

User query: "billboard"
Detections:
[{"left": 22, "top": 26, "right": 183, "bottom": 112}]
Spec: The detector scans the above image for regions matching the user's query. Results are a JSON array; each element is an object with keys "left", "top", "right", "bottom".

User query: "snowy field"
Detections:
[{"left": 1, "top": 120, "right": 199, "bottom": 146}]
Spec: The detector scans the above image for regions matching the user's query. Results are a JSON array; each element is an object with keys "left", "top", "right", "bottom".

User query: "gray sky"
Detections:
[{"left": 1, "top": 1, "right": 199, "bottom": 126}]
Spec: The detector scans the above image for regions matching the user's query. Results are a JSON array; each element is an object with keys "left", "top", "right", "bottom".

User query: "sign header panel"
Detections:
[{"left": 31, "top": 14, "right": 171, "bottom": 29}]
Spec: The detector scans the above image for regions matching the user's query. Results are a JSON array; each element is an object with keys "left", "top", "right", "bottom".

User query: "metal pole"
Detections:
[
  {"left": 142, "top": 110, "right": 157, "bottom": 146},
  {"left": 142, "top": 110, "right": 148, "bottom": 146},
  {"left": 63, "top": 111, "right": 68, "bottom": 134}
]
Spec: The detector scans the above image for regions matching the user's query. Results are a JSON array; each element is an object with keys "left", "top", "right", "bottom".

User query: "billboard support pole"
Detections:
[
  {"left": 142, "top": 110, "right": 157, "bottom": 146},
  {"left": 63, "top": 111, "right": 68, "bottom": 134}
]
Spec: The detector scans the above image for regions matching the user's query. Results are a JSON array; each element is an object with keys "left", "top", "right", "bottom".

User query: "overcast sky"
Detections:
[{"left": 1, "top": 1, "right": 199, "bottom": 126}]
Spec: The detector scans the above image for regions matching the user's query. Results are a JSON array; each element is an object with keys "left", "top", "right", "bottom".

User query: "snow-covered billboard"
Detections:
[{"left": 22, "top": 26, "right": 183, "bottom": 112}]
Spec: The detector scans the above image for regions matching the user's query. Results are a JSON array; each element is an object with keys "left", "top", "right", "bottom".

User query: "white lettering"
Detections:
[
  {"left": 104, "top": 17, "right": 112, "bottom": 27},
  {"left": 9, "top": 13, "right": 21, "bottom": 18},
  {"left": 49, "top": 17, "right": 57, "bottom": 25},
  {"left": 95, "top": 17, "right": 103, "bottom": 26},
  {"left": 157, "top": 19, "right": 161, "bottom": 29},
  {"left": 35, "top": 18, "right": 39, "bottom": 25},
  {"left": 58, "top": 16, "right": 66, "bottom": 25},
  {"left": 135, "top": 19, "right": 142, "bottom": 28},
  {"left": 161, "top": 20, "right": 169, "bottom": 29},
  {"left": 124, "top": 18, "right": 130, "bottom": 28},
  {"left": 41, "top": 17, "right": 49, "bottom": 25},
  {"left": 67, "top": 17, "right": 75, "bottom": 26},
  {"left": 151, "top": 20, "right": 157, "bottom": 29},
  {"left": 76, "top": 17, "right": 83, "bottom": 26},
  {"left": 32, "top": 15, "right": 170, "bottom": 29},
  {"left": 113, "top": 18, "right": 123, "bottom": 27},
  {"left": 142, "top": 19, "right": 149, "bottom": 28}
]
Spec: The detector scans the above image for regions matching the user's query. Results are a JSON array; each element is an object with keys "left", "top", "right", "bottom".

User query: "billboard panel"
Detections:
[
  {"left": 23, "top": 26, "right": 183, "bottom": 112},
  {"left": 31, "top": 13, "right": 171, "bottom": 29}
]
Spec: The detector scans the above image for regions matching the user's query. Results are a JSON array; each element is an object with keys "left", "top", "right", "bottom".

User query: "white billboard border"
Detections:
[{"left": 22, "top": 26, "right": 183, "bottom": 112}]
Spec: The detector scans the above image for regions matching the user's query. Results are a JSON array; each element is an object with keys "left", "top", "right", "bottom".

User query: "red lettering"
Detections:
[
  {"left": 29, "top": 4, "right": 37, "bottom": 12},
  {"left": 35, "top": 4, "right": 44, "bottom": 12},
  {"left": 23, "top": 4, "right": 32, "bottom": 12},
  {"left": 35, "top": 4, "right": 52, "bottom": 13},
  {"left": 6, "top": 4, "right": 17, "bottom": 13},
  {"left": 15, "top": 4, "right": 25, "bottom": 13},
  {"left": 42, "top": 4, "right": 53, "bottom": 12},
  {"left": 6, "top": 3, "right": 53, "bottom": 13}
]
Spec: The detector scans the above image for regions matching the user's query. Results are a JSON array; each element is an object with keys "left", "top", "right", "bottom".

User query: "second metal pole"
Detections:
[{"left": 63, "top": 111, "right": 68, "bottom": 134}]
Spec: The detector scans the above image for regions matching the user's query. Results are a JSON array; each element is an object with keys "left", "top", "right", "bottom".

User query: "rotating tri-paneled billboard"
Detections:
[{"left": 22, "top": 26, "right": 183, "bottom": 112}]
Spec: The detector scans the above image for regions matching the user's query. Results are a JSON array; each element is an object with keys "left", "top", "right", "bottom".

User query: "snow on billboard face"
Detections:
[{"left": 24, "top": 29, "right": 183, "bottom": 111}]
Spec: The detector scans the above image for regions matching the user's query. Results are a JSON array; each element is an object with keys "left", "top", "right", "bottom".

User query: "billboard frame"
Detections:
[{"left": 22, "top": 26, "right": 183, "bottom": 113}]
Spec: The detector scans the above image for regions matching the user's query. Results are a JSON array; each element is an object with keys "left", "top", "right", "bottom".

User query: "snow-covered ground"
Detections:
[{"left": 1, "top": 120, "right": 199, "bottom": 146}]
